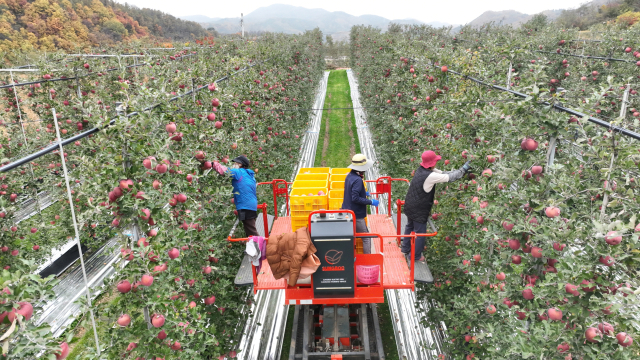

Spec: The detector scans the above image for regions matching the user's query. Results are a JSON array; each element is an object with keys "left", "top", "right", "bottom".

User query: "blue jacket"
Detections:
[
  {"left": 228, "top": 168, "right": 258, "bottom": 211},
  {"left": 341, "top": 170, "right": 371, "bottom": 219}
]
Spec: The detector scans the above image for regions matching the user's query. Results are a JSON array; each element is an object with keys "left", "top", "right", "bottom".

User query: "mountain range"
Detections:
[
  {"left": 179, "top": 4, "right": 451, "bottom": 41},
  {"left": 181, "top": 1, "right": 620, "bottom": 38}
]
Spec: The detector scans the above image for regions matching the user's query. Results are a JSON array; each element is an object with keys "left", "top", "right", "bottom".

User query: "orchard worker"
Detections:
[
  {"left": 342, "top": 154, "right": 379, "bottom": 254},
  {"left": 212, "top": 155, "right": 259, "bottom": 237},
  {"left": 401, "top": 150, "right": 471, "bottom": 262}
]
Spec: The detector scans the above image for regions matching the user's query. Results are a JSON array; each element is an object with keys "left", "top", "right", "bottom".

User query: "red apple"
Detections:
[
  {"left": 117, "top": 280, "right": 132, "bottom": 293},
  {"left": 117, "top": 314, "right": 131, "bottom": 327},
  {"left": 55, "top": 342, "right": 70, "bottom": 360},
  {"left": 605, "top": 231, "right": 622, "bottom": 245},
  {"left": 557, "top": 343, "right": 570, "bottom": 353},
  {"left": 565, "top": 283, "right": 579, "bottom": 296},
  {"left": 598, "top": 322, "right": 615, "bottom": 336},
  {"left": 520, "top": 138, "right": 538, "bottom": 151},
  {"left": 522, "top": 285, "right": 535, "bottom": 300},
  {"left": 585, "top": 327, "right": 602, "bottom": 343},
  {"left": 531, "top": 247, "right": 543, "bottom": 258},
  {"left": 553, "top": 242, "right": 565, "bottom": 251},
  {"left": 548, "top": 308, "right": 562, "bottom": 321},
  {"left": 151, "top": 314, "right": 165, "bottom": 328},
  {"left": 616, "top": 332, "right": 633, "bottom": 347},
  {"left": 141, "top": 274, "right": 154, "bottom": 286},
  {"left": 168, "top": 248, "right": 180, "bottom": 260},
  {"left": 205, "top": 295, "right": 216, "bottom": 305},
  {"left": 508, "top": 238, "right": 520, "bottom": 250},
  {"left": 486, "top": 305, "right": 496, "bottom": 314}
]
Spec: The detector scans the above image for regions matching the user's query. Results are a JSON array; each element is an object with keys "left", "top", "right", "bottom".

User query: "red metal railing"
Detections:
[
  {"left": 226, "top": 202, "right": 269, "bottom": 243},
  {"left": 257, "top": 179, "right": 292, "bottom": 217},
  {"left": 365, "top": 176, "right": 409, "bottom": 215},
  {"left": 227, "top": 206, "right": 437, "bottom": 290}
]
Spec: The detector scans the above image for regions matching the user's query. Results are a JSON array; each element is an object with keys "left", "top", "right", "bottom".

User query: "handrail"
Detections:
[
  {"left": 365, "top": 177, "right": 409, "bottom": 215},
  {"left": 257, "top": 179, "right": 292, "bottom": 217},
  {"left": 226, "top": 203, "right": 268, "bottom": 242}
]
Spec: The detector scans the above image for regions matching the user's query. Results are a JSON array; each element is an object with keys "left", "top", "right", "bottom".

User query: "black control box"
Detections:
[{"left": 309, "top": 213, "right": 355, "bottom": 298}]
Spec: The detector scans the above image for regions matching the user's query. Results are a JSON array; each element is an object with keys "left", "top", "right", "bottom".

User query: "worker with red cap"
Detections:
[{"left": 401, "top": 150, "right": 471, "bottom": 262}]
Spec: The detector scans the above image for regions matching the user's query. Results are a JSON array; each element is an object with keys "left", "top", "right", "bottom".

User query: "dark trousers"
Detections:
[
  {"left": 401, "top": 216, "right": 427, "bottom": 260},
  {"left": 242, "top": 218, "right": 259, "bottom": 237}
]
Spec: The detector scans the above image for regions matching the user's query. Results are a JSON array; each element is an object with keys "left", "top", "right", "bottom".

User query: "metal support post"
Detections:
[
  {"left": 506, "top": 62, "right": 512, "bottom": 90},
  {"left": 52, "top": 108, "right": 101, "bottom": 355},
  {"left": 10, "top": 70, "right": 43, "bottom": 217},
  {"left": 600, "top": 85, "right": 630, "bottom": 221},
  {"left": 192, "top": 78, "right": 196, "bottom": 102},
  {"left": 75, "top": 69, "right": 82, "bottom": 99},
  {"left": 546, "top": 136, "right": 557, "bottom": 167}
]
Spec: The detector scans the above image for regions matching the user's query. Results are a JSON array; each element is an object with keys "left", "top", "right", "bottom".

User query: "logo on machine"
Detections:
[{"left": 324, "top": 250, "right": 343, "bottom": 265}]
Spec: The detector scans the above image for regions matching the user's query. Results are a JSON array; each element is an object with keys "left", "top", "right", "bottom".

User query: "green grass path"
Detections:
[{"left": 314, "top": 70, "right": 360, "bottom": 167}]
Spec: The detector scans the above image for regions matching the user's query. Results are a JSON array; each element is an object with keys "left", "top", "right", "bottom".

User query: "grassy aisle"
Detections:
[
  {"left": 281, "top": 70, "right": 399, "bottom": 360},
  {"left": 314, "top": 70, "right": 360, "bottom": 167}
]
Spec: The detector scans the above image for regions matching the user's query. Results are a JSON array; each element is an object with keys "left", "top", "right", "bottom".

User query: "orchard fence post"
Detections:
[
  {"left": 9, "top": 70, "right": 43, "bottom": 216},
  {"left": 75, "top": 68, "right": 81, "bottom": 99},
  {"left": 600, "top": 84, "right": 630, "bottom": 221},
  {"left": 546, "top": 136, "right": 557, "bottom": 167},
  {"left": 192, "top": 78, "right": 196, "bottom": 103},
  {"left": 52, "top": 108, "right": 102, "bottom": 356},
  {"left": 506, "top": 62, "right": 512, "bottom": 90}
]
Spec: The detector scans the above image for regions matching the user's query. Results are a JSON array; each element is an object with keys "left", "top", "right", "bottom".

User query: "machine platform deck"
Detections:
[{"left": 252, "top": 214, "right": 431, "bottom": 294}]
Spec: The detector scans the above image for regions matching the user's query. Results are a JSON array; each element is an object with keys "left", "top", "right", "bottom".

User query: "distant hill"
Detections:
[
  {"left": 180, "top": 4, "right": 452, "bottom": 37},
  {"left": 0, "top": 0, "right": 211, "bottom": 55},
  {"left": 465, "top": 0, "right": 623, "bottom": 28},
  {"left": 468, "top": 9, "right": 563, "bottom": 27}
]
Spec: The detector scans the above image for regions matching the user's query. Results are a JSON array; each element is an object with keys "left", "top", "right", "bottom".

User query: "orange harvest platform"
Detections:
[{"left": 229, "top": 176, "right": 436, "bottom": 306}]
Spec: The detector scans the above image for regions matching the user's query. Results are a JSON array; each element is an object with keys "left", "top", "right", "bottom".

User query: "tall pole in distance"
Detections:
[{"left": 241, "top": 13, "right": 244, "bottom": 39}]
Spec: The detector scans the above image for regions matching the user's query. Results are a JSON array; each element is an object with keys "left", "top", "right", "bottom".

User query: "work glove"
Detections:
[
  {"left": 371, "top": 199, "right": 380, "bottom": 207},
  {"left": 366, "top": 192, "right": 371, "bottom": 197},
  {"left": 462, "top": 160, "right": 472, "bottom": 173}
]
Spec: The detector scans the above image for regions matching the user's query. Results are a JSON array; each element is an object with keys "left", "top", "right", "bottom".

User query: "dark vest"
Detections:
[{"left": 403, "top": 166, "right": 435, "bottom": 224}]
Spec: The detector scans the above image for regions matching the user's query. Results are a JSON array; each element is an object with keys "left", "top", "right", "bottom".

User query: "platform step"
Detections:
[
  {"left": 414, "top": 261, "right": 434, "bottom": 284},
  {"left": 234, "top": 214, "right": 275, "bottom": 286},
  {"left": 394, "top": 213, "right": 436, "bottom": 284},
  {"left": 235, "top": 254, "right": 254, "bottom": 286}
]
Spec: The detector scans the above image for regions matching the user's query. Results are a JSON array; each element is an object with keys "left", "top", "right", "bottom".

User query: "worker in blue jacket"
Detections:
[
  {"left": 212, "top": 155, "right": 259, "bottom": 236},
  {"left": 341, "top": 154, "right": 379, "bottom": 254}
]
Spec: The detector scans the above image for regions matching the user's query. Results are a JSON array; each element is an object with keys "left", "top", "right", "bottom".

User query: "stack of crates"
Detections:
[
  {"left": 291, "top": 168, "right": 330, "bottom": 231},
  {"left": 328, "top": 168, "right": 350, "bottom": 210}
]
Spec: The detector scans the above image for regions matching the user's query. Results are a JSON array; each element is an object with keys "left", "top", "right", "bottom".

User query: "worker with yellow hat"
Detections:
[{"left": 341, "top": 154, "right": 378, "bottom": 254}]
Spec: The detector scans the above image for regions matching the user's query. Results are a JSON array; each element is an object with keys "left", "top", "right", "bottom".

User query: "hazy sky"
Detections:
[{"left": 116, "top": 0, "right": 590, "bottom": 24}]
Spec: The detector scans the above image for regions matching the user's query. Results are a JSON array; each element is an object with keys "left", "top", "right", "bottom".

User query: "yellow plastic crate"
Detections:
[
  {"left": 355, "top": 238, "right": 363, "bottom": 254},
  {"left": 290, "top": 203, "right": 328, "bottom": 217},
  {"left": 295, "top": 173, "right": 328, "bottom": 181},
  {"left": 330, "top": 181, "right": 344, "bottom": 190},
  {"left": 330, "top": 174, "right": 347, "bottom": 183},
  {"left": 328, "top": 189, "right": 344, "bottom": 210},
  {"left": 331, "top": 168, "right": 351, "bottom": 175},
  {"left": 292, "top": 180, "right": 328, "bottom": 189},
  {"left": 298, "top": 167, "right": 330, "bottom": 174},
  {"left": 290, "top": 188, "right": 328, "bottom": 209},
  {"left": 291, "top": 216, "right": 309, "bottom": 231}
]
